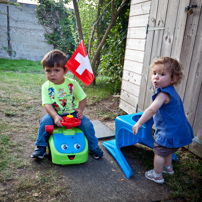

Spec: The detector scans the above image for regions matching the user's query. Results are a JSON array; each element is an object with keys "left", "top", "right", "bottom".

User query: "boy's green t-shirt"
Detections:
[{"left": 42, "top": 78, "right": 86, "bottom": 115}]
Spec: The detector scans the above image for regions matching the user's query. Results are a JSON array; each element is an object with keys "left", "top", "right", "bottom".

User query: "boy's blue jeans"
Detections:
[{"left": 35, "top": 112, "right": 98, "bottom": 151}]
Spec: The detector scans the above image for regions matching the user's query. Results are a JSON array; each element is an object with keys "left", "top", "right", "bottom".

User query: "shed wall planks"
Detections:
[
  {"left": 150, "top": 0, "right": 169, "bottom": 60},
  {"left": 120, "top": 90, "right": 139, "bottom": 107},
  {"left": 193, "top": 84, "right": 202, "bottom": 142},
  {"left": 143, "top": 0, "right": 170, "bottom": 109},
  {"left": 127, "top": 27, "right": 147, "bottom": 39},
  {"left": 120, "top": 0, "right": 202, "bottom": 157},
  {"left": 177, "top": 0, "right": 202, "bottom": 101},
  {"left": 119, "top": 99, "right": 137, "bottom": 114},
  {"left": 125, "top": 49, "right": 144, "bottom": 62},
  {"left": 123, "top": 60, "right": 143, "bottom": 74},
  {"left": 137, "top": 0, "right": 159, "bottom": 110},
  {"left": 128, "top": 15, "right": 150, "bottom": 27},
  {"left": 171, "top": 0, "right": 190, "bottom": 60},
  {"left": 122, "top": 70, "right": 142, "bottom": 86},
  {"left": 126, "top": 39, "right": 146, "bottom": 51},
  {"left": 131, "top": 0, "right": 150, "bottom": 4},
  {"left": 182, "top": 0, "right": 202, "bottom": 127},
  {"left": 189, "top": 83, "right": 202, "bottom": 158},
  {"left": 161, "top": 0, "right": 180, "bottom": 57},
  {"left": 130, "top": 1, "right": 151, "bottom": 16},
  {"left": 120, "top": 0, "right": 152, "bottom": 113},
  {"left": 121, "top": 80, "right": 140, "bottom": 96}
]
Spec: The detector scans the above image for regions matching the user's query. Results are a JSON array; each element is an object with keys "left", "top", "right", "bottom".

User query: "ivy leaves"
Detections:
[{"left": 36, "top": 0, "right": 75, "bottom": 55}]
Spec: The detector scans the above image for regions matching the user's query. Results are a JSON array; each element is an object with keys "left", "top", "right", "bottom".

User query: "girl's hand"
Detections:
[
  {"left": 132, "top": 122, "right": 142, "bottom": 135},
  {"left": 73, "top": 108, "right": 83, "bottom": 119},
  {"left": 54, "top": 115, "right": 63, "bottom": 127}
]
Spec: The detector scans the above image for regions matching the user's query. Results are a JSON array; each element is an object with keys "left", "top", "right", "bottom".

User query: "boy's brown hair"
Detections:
[
  {"left": 41, "top": 49, "right": 67, "bottom": 71},
  {"left": 150, "top": 57, "right": 183, "bottom": 86}
]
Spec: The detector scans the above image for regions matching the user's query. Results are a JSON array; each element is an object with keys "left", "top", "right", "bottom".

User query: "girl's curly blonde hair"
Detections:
[{"left": 150, "top": 57, "right": 183, "bottom": 86}]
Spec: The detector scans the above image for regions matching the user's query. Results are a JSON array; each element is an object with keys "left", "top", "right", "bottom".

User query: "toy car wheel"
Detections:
[{"left": 47, "top": 144, "right": 52, "bottom": 161}]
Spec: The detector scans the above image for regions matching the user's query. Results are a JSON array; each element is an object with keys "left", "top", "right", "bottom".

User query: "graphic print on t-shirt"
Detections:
[
  {"left": 48, "top": 87, "right": 55, "bottom": 99},
  {"left": 48, "top": 84, "right": 76, "bottom": 113},
  {"left": 58, "top": 88, "right": 67, "bottom": 98},
  {"left": 68, "top": 83, "right": 74, "bottom": 94}
]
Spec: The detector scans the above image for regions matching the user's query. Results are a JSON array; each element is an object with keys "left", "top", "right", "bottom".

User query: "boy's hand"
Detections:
[
  {"left": 73, "top": 108, "right": 83, "bottom": 119},
  {"left": 74, "top": 98, "right": 86, "bottom": 120},
  {"left": 44, "top": 104, "right": 63, "bottom": 127},
  {"left": 54, "top": 115, "right": 63, "bottom": 127},
  {"left": 132, "top": 122, "right": 142, "bottom": 135}
]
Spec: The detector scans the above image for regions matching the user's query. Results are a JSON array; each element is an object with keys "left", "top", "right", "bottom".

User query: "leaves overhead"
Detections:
[
  {"left": 77, "top": 0, "right": 130, "bottom": 85},
  {"left": 36, "top": 0, "right": 75, "bottom": 55}
]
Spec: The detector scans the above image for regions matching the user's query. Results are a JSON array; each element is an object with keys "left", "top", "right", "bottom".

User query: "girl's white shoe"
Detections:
[
  {"left": 163, "top": 165, "right": 174, "bottom": 175},
  {"left": 145, "top": 169, "right": 164, "bottom": 184}
]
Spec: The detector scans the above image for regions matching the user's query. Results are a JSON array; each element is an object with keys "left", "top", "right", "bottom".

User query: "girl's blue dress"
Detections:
[{"left": 152, "top": 86, "right": 194, "bottom": 148}]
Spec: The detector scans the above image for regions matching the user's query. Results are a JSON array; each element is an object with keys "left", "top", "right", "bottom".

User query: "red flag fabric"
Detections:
[{"left": 65, "top": 40, "right": 94, "bottom": 86}]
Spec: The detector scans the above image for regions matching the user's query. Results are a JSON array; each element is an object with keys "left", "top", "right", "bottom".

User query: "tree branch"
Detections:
[
  {"left": 91, "top": 0, "right": 129, "bottom": 70},
  {"left": 88, "top": 0, "right": 112, "bottom": 56},
  {"left": 73, "top": 0, "right": 83, "bottom": 42}
]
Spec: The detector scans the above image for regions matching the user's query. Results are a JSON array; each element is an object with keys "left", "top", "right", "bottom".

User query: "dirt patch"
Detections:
[{"left": 84, "top": 95, "right": 125, "bottom": 133}]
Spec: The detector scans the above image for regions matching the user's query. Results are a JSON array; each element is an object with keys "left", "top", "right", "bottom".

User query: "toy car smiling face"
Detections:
[{"left": 47, "top": 126, "right": 88, "bottom": 165}]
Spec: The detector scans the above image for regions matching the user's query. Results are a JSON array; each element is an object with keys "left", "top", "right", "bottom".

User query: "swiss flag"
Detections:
[{"left": 65, "top": 40, "right": 94, "bottom": 86}]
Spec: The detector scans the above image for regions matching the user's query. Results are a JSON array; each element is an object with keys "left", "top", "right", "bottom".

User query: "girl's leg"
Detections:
[
  {"left": 145, "top": 153, "right": 165, "bottom": 183},
  {"left": 154, "top": 153, "right": 165, "bottom": 176},
  {"left": 35, "top": 114, "right": 54, "bottom": 147},
  {"left": 164, "top": 153, "right": 172, "bottom": 167},
  {"left": 163, "top": 153, "right": 174, "bottom": 173}
]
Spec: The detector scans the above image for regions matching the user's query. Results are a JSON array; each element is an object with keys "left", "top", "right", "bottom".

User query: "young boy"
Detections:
[{"left": 31, "top": 49, "right": 104, "bottom": 160}]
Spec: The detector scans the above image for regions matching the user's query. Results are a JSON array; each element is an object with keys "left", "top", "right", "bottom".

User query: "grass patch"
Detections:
[
  {"left": 0, "top": 58, "right": 43, "bottom": 73},
  {"left": 130, "top": 144, "right": 202, "bottom": 202}
]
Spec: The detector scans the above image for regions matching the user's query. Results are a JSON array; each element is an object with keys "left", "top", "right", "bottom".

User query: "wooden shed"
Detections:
[{"left": 120, "top": 0, "right": 202, "bottom": 158}]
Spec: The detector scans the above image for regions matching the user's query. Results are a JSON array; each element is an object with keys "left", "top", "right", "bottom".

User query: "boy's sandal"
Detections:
[
  {"left": 145, "top": 169, "right": 164, "bottom": 184},
  {"left": 163, "top": 165, "right": 174, "bottom": 175}
]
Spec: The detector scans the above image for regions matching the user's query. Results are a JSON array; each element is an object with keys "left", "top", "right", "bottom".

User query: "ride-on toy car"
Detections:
[{"left": 45, "top": 115, "right": 88, "bottom": 165}]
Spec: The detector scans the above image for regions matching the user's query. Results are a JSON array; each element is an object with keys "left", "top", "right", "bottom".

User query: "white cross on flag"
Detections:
[{"left": 65, "top": 40, "right": 94, "bottom": 86}]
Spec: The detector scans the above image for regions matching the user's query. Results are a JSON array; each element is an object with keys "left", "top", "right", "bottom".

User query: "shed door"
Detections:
[
  {"left": 138, "top": 0, "right": 190, "bottom": 110},
  {"left": 179, "top": 0, "right": 202, "bottom": 157},
  {"left": 138, "top": 0, "right": 202, "bottom": 157}
]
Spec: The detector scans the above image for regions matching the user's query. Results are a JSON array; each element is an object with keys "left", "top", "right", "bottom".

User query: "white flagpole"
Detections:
[
  {"left": 69, "top": 75, "right": 76, "bottom": 115},
  {"left": 68, "top": 40, "right": 83, "bottom": 115}
]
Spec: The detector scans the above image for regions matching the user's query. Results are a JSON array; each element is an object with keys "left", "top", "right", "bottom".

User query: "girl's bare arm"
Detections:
[{"left": 132, "top": 92, "right": 169, "bottom": 134}]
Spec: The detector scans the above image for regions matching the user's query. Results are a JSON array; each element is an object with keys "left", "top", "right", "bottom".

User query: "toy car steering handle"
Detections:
[{"left": 60, "top": 115, "right": 81, "bottom": 128}]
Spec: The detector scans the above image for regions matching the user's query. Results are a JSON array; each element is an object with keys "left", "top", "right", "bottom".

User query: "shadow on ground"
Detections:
[{"left": 62, "top": 139, "right": 172, "bottom": 202}]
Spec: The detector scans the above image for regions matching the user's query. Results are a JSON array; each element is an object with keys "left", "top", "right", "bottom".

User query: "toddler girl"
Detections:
[{"left": 132, "top": 57, "right": 194, "bottom": 184}]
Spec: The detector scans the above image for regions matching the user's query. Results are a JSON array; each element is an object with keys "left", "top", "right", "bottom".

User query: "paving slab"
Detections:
[{"left": 92, "top": 120, "right": 115, "bottom": 139}]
